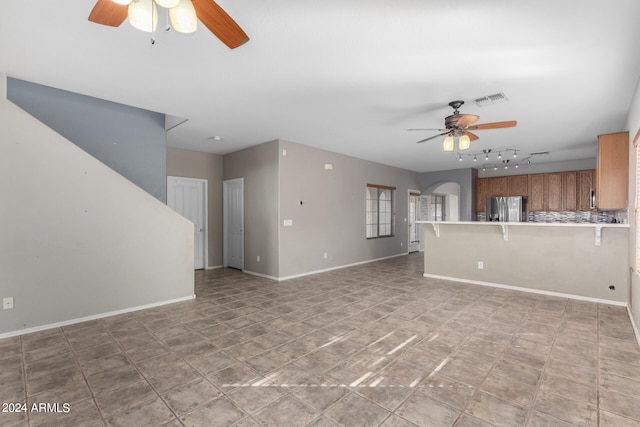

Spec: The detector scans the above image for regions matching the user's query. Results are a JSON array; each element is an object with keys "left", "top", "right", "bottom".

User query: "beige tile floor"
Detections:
[{"left": 1, "top": 253, "right": 640, "bottom": 427}]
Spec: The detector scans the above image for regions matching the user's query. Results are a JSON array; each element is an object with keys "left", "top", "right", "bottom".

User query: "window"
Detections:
[
  {"left": 366, "top": 184, "right": 395, "bottom": 238},
  {"left": 430, "top": 194, "right": 446, "bottom": 221}
]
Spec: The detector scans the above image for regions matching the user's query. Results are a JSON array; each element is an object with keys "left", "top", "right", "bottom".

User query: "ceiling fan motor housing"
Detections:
[{"left": 445, "top": 113, "right": 462, "bottom": 130}]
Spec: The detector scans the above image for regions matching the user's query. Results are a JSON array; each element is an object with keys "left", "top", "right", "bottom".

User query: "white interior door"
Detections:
[
  {"left": 408, "top": 191, "right": 421, "bottom": 253},
  {"left": 446, "top": 194, "right": 460, "bottom": 221},
  {"left": 167, "top": 176, "right": 207, "bottom": 270},
  {"left": 224, "top": 178, "right": 244, "bottom": 270}
]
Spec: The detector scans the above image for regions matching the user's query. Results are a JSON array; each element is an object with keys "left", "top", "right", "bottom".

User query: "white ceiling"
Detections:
[{"left": 1, "top": 0, "right": 640, "bottom": 173}]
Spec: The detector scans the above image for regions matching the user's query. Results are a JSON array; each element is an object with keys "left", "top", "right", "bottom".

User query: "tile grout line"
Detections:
[{"left": 19, "top": 334, "right": 28, "bottom": 426}]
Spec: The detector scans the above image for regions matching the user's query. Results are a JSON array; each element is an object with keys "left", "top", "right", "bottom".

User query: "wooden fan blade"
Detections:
[
  {"left": 456, "top": 114, "right": 479, "bottom": 128},
  {"left": 416, "top": 132, "right": 449, "bottom": 144},
  {"left": 192, "top": 0, "right": 249, "bottom": 49},
  {"left": 469, "top": 120, "right": 517, "bottom": 130},
  {"left": 464, "top": 130, "right": 479, "bottom": 141},
  {"left": 88, "top": 0, "right": 128, "bottom": 27}
]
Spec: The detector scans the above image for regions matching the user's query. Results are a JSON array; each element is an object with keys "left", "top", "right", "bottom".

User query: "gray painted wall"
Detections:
[
  {"left": 222, "top": 139, "right": 420, "bottom": 279},
  {"left": 423, "top": 223, "right": 629, "bottom": 303},
  {"left": 418, "top": 168, "right": 477, "bottom": 221},
  {"left": 278, "top": 140, "right": 420, "bottom": 278},
  {"left": 7, "top": 77, "right": 167, "bottom": 201},
  {"left": 167, "top": 147, "right": 224, "bottom": 268},
  {"left": 223, "top": 141, "right": 280, "bottom": 278}
]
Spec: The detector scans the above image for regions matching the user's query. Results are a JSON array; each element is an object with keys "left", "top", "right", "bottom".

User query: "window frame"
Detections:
[
  {"left": 431, "top": 193, "right": 446, "bottom": 221},
  {"left": 366, "top": 183, "right": 396, "bottom": 239}
]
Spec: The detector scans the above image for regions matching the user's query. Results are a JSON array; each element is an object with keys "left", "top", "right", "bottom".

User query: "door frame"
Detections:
[
  {"left": 408, "top": 189, "right": 422, "bottom": 253},
  {"left": 223, "top": 177, "right": 244, "bottom": 270},
  {"left": 167, "top": 176, "right": 208, "bottom": 270}
]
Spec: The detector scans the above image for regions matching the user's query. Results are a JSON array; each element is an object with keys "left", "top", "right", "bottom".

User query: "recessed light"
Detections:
[{"left": 209, "top": 136, "right": 223, "bottom": 141}]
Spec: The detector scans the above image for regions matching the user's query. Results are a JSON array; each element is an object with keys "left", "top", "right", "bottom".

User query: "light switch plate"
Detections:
[
  {"left": 3, "top": 297, "right": 14, "bottom": 310},
  {"left": 283, "top": 219, "right": 293, "bottom": 227}
]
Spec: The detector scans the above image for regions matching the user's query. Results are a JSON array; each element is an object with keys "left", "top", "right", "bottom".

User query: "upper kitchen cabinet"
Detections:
[
  {"left": 562, "top": 171, "right": 577, "bottom": 211},
  {"left": 475, "top": 178, "right": 488, "bottom": 212},
  {"left": 545, "top": 172, "right": 563, "bottom": 211},
  {"left": 508, "top": 175, "right": 528, "bottom": 196},
  {"left": 596, "top": 131, "right": 629, "bottom": 210},
  {"left": 488, "top": 177, "right": 508, "bottom": 197},
  {"left": 577, "top": 170, "right": 594, "bottom": 211},
  {"left": 528, "top": 174, "right": 545, "bottom": 211}
]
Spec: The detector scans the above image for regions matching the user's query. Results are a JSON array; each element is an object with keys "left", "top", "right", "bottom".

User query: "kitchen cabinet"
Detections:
[
  {"left": 475, "top": 169, "right": 595, "bottom": 213},
  {"left": 508, "top": 175, "right": 528, "bottom": 196},
  {"left": 475, "top": 178, "right": 488, "bottom": 212},
  {"left": 545, "top": 173, "right": 563, "bottom": 211},
  {"left": 577, "top": 169, "right": 594, "bottom": 211},
  {"left": 562, "top": 172, "right": 577, "bottom": 211},
  {"left": 528, "top": 174, "right": 545, "bottom": 211},
  {"left": 596, "top": 131, "right": 629, "bottom": 210},
  {"left": 488, "top": 177, "right": 508, "bottom": 197}
]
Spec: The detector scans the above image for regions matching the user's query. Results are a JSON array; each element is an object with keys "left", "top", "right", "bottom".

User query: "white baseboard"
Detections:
[
  {"left": 628, "top": 304, "right": 640, "bottom": 348},
  {"left": 0, "top": 295, "right": 196, "bottom": 340},
  {"left": 243, "top": 270, "right": 279, "bottom": 281},
  {"left": 277, "top": 253, "right": 408, "bottom": 281},
  {"left": 243, "top": 253, "right": 409, "bottom": 282},
  {"left": 423, "top": 273, "right": 628, "bottom": 307},
  {"left": 206, "top": 265, "right": 223, "bottom": 270}
]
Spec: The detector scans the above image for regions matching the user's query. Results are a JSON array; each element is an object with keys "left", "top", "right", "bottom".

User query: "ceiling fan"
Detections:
[
  {"left": 409, "top": 100, "right": 517, "bottom": 151},
  {"left": 88, "top": 0, "right": 249, "bottom": 49}
]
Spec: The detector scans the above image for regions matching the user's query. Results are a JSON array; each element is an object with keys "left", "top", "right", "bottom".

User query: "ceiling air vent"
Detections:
[{"left": 473, "top": 92, "right": 508, "bottom": 107}]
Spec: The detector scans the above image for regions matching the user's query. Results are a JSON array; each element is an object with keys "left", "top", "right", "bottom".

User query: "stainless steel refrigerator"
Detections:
[{"left": 486, "top": 196, "right": 528, "bottom": 222}]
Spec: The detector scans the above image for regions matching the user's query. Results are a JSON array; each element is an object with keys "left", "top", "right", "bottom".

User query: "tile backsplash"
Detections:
[{"left": 476, "top": 210, "right": 627, "bottom": 223}]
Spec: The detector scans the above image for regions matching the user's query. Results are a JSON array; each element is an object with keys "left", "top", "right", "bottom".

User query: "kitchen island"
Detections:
[{"left": 416, "top": 221, "right": 630, "bottom": 304}]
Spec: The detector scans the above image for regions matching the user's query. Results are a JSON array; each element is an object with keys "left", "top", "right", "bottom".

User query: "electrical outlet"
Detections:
[
  {"left": 477, "top": 261, "right": 484, "bottom": 270},
  {"left": 257, "top": 255, "right": 260, "bottom": 262},
  {"left": 3, "top": 297, "right": 14, "bottom": 310},
  {"left": 323, "top": 252, "right": 328, "bottom": 259}
]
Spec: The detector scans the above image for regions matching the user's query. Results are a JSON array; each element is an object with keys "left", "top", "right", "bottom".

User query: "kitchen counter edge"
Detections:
[{"left": 415, "top": 221, "right": 629, "bottom": 228}]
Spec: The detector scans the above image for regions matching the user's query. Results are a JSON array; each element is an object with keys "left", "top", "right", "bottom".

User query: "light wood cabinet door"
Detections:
[
  {"left": 596, "top": 132, "right": 629, "bottom": 210},
  {"left": 508, "top": 175, "right": 528, "bottom": 196},
  {"left": 562, "top": 172, "right": 577, "bottom": 211},
  {"left": 545, "top": 173, "right": 563, "bottom": 211},
  {"left": 528, "top": 174, "right": 544, "bottom": 211},
  {"left": 475, "top": 178, "right": 488, "bottom": 212},
  {"left": 577, "top": 169, "right": 595, "bottom": 211}
]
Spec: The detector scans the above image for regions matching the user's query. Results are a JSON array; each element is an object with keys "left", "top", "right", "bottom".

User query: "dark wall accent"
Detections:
[{"left": 7, "top": 77, "right": 167, "bottom": 201}]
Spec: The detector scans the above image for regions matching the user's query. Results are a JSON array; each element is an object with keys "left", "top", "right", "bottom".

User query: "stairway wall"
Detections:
[{"left": 0, "top": 74, "right": 194, "bottom": 337}]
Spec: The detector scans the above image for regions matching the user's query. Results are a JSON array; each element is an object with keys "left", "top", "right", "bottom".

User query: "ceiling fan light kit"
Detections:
[
  {"left": 155, "top": 0, "right": 180, "bottom": 8},
  {"left": 128, "top": 0, "right": 158, "bottom": 33},
  {"left": 88, "top": 0, "right": 249, "bottom": 48},
  {"left": 412, "top": 100, "right": 517, "bottom": 152},
  {"left": 458, "top": 134, "right": 471, "bottom": 150},
  {"left": 169, "top": 0, "right": 198, "bottom": 33},
  {"left": 443, "top": 135, "right": 455, "bottom": 151}
]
